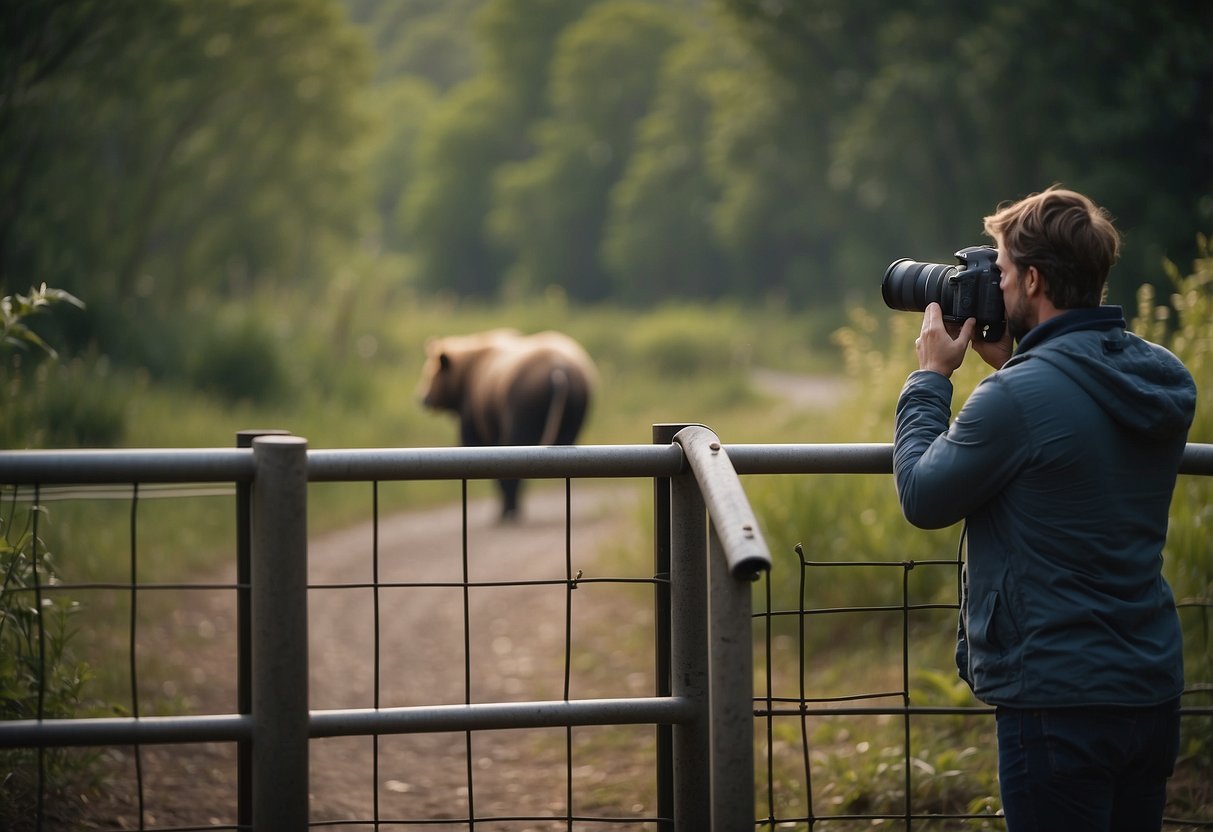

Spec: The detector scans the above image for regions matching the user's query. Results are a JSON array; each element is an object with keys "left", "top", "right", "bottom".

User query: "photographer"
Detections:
[{"left": 891, "top": 187, "right": 1196, "bottom": 830}]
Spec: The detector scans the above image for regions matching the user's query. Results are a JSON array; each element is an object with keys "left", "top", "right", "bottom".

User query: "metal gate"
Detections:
[{"left": 2, "top": 431, "right": 1211, "bottom": 830}]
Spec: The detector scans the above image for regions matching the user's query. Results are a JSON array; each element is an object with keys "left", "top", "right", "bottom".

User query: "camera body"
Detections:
[{"left": 881, "top": 245, "right": 1006, "bottom": 342}]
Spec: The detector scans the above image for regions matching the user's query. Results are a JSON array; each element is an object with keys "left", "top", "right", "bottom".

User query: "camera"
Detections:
[{"left": 882, "top": 246, "right": 1006, "bottom": 342}]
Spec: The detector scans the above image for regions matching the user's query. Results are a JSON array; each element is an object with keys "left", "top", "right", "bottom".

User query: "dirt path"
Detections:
[
  {"left": 61, "top": 370, "right": 849, "bottom": 830},
  {"left": 73, "top": 482, "right": 654, "bottom": 831}
]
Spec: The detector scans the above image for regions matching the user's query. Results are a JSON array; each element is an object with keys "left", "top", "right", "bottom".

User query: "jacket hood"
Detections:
[{"left": 1008, "top": 307, "right": 1196, "bottom": 439}]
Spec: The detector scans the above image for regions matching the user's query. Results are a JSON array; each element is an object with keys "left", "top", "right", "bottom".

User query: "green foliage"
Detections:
[
  {"left": 1, "top": 285, "right": 84, "bottom": 358},
  {"left": 401, "top": 0, "right": 599, "bottom": 297},
  {"left": 404, "top": 76, "right": 523, "bottom": 296},
  {"left": 370, "top": 77, "right": 441, "bottom": 252},
  {"left": 2, "top": 355, "right": 128, "bottom": 449},
  {"left": 9, "top": 0, "right": 1209, "bottom": 326},
  {"left": 2, "top": 0, "right": 375, "bottom": 308},
  {"left": 1132, "top": 238, "right": 1213, "bottom": 801},
  {"left": 716, "top": 0, "right": 1213, "bottom": 303},
  {"left": 1, "top": 285, "right": 120, "bottom": 449},
  {"left": 601, "top": 33, "right": 739, "bottom": 300},
  {"left": 344, "top": 0, "right": 483, "bottom": 90},
  {"left": 0, "top": 502, "right": 100, "bottom": 829},
  {"left": 621, "top": 304, "right": 745, "bottom": 376},
  {"left": 187, "top": 308, "right": 293, "bottom": 405},
  {"left": 490, "top": 1, "right": 686, "bottom": 300}
]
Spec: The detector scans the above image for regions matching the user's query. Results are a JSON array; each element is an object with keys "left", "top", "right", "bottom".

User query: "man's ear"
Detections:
[{"left": 1025, "top": 265, "right": 1044, "bottom": 297}]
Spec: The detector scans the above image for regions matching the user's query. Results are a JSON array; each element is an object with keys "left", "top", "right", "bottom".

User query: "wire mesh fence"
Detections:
[
  {"left": 0, "top": 473, "right": 671, "bottom": 830},
  {"left": 752, "top": 527, "right": 1213, "bottom": 831}
]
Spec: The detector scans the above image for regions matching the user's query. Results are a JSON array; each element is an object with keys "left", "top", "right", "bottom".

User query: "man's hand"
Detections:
[
  {"left": 916, "top": 303, "right": 974, "bottom": 378},
  {"left": 970, "top": 325, "right": 1013, "bottom": 370}
]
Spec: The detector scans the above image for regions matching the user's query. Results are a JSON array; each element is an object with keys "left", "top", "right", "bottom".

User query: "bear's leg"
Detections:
[{"left": 498, "top": 478, "right": 523, "bottom": 522}]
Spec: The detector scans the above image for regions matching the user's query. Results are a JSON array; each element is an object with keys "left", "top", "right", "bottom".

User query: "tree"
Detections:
[
  {"left": 370, "top": 77, "right": 440, "bottom": 253},
  {"left": 489, "top": 1, "right": 685, "bottom": 300},
  {"left": 1, "top": 0, "right": 375, "bottom": 310},
  {"left": 343, "top": 0, "right": 484, "bottom": 91},
  {"left": 400, "top": 0, "right": 597, "bottom": 296},
  {"left": 402, "top": 76, "right": 523, "bottom": 295},
  {"left": 716, "top": 0, "right": 1213, "bottom": 299},
  {"left": 602, "top": 33, "right": 739, "bottom": 301}
]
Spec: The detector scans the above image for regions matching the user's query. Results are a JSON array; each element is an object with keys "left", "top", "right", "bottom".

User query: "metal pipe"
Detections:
[
  {"left": 3, "top": 442, "right": 1208, "bottom": 483},
  {"left": 726, "top": 443, "right": 893, "bottom": 474},
  {"left": 0, "top": 714, "right": 252, "bottom": 748},
  {"left": 674, "top": 426, "right": 771, "bottom": 580},
  {"left": 250, "top": 435, "right": 310, "bottom": 831},
  {"left": 0, "top": 448, "right": 254, "bottom": 484},
  {"left": 235, "top": 429, "right": 289, "bottom": 832},
  {"left": 652, "top": 424, "right": 683, "bottom": 832},
  {"left": 1180, "top": 442, "right": 1213, "bottom": 475},
  {"left": 709, "top": 525, "right": 757, "bottom": 832},
  {"left": 308, "top": 696, "right": 696, "bottom": 738},
  {"left": 306, "top": 443, "right": 684, "bottom": 482},
  {"left": 669, "top": 468, "right": 711, "bottom": 831}
]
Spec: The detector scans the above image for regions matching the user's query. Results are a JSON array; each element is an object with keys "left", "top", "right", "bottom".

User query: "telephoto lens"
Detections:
[{"left": 881, "top": 259, "right": 958, "bottom": 315}]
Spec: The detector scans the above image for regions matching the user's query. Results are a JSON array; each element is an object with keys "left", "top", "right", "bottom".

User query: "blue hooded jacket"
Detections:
[{"left": 893, "top": 307, "right": 1196, "bottom": 707}]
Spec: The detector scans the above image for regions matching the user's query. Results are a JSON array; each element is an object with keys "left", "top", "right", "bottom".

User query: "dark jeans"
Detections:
[{"left": 995, "top": 699, "right": 1181, "bottom": 832}]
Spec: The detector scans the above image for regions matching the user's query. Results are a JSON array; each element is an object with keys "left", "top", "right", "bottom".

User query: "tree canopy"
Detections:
[
  {"left": 4, "top": 0, "right": 1210, "bottom": 321},
  {"left": 2, "top": 0, "right": 373, "bottom": 309}
]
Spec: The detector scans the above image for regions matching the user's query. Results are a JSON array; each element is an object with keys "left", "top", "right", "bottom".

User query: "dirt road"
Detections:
[
  {"left": 62, "top": 370, "right": 848, "bottom": 830},
  {"left": 72, "top": 482, "right": 654, "bottom": 831}
]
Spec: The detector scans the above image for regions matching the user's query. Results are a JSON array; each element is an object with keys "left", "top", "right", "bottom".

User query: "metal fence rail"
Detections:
[{"left": 1, "top": 436, "right": 1211, "bottom": 830}]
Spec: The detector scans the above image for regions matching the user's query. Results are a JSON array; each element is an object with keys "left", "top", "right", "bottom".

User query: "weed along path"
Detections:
[{"left": 78, "top": 480, "right": 655, "bottom": 831}]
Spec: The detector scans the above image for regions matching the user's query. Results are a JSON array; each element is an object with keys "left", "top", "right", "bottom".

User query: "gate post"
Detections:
[
  {"left": 652, "top": 423, "right": 683, "bottom": 832},
  {"left": 669, "top": 461, "right": 711, "bottom": 830},
  {"left": 236, "top": 429, "right": 290, "bottom": 830},
  {"left": 250, "top": 435, "right": 310, "bottom": 830},
  {"left": 709, "top": 524, "right": 757, "bottom": 831}
]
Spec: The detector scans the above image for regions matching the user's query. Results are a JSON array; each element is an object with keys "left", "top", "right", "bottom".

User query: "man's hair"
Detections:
[{"left": 982, "top": 185, "right": 1121, "bottom": 308}]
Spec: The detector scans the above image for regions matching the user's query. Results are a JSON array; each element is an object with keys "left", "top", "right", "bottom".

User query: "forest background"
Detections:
[
  {"left": 5, "top": 0, "right": 1211, "bottom": 343},
  {"left": 2, "top": 0, "right": 1212, "bottom": 823}
]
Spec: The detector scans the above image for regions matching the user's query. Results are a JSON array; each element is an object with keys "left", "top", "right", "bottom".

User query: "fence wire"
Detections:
[
  {"left": 0, "top": 474, "right": 667, "bottom": 830},
  {"left": 754, "top": 526, "right": 1213, "bottom": 831},
  {"left": 300, "top": 477, "right": 666, "bottom": 829}
]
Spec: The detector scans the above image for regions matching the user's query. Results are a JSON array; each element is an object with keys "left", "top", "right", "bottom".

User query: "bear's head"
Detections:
[{"left": 416, "top": 329, "right": 521, "bottom": 412}]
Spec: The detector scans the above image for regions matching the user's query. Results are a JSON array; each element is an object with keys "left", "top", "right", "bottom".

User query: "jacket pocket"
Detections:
[
  {"left": 965, "top": 590, "right": 1011, "bottom": 689},
  {"left": 969, "top": 590, "right": 1002, "bottom": 651}
]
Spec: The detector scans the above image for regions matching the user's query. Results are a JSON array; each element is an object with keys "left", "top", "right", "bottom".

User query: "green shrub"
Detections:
[
  {"left": 0, "top": 502, "right": 100, "bottom": 829},
  {"left": 1, "top": 354, "right": 128, "bottom": 449},
  {"left": 188, "top": 307, "right": 292, "bottom": 404},
  {"left": 623, "top": 304, "right": 750, "bottom": 377}
]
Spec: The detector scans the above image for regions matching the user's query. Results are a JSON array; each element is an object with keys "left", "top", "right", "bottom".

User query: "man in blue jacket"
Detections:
[{"left": 893, "top": 186, "right": 1195, "bottom": 831}]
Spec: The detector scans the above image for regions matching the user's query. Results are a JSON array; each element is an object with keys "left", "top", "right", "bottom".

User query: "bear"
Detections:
[{"left": 417, "top": 328, "right": 598, "bottom": 521}]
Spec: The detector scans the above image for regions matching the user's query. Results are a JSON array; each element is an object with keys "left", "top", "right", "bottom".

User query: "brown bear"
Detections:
[{"left": 417, "top": 328, "right": 597, "bottom": 520}]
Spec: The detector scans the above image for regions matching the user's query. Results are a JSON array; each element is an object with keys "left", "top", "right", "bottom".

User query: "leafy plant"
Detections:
[
  {"left": 1, "top": 285, "right": 101, "bottom": 828},
  {"left": 1, "top": 284, "right": 84, "bottom": 359},
  {"left": 0, "top": 500, "right": 99, "bottom": 830}
]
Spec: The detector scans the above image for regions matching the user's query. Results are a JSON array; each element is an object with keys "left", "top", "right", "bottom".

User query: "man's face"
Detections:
[{"left": 996, "top": 241, "right": 1033, "bottom": 342}]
